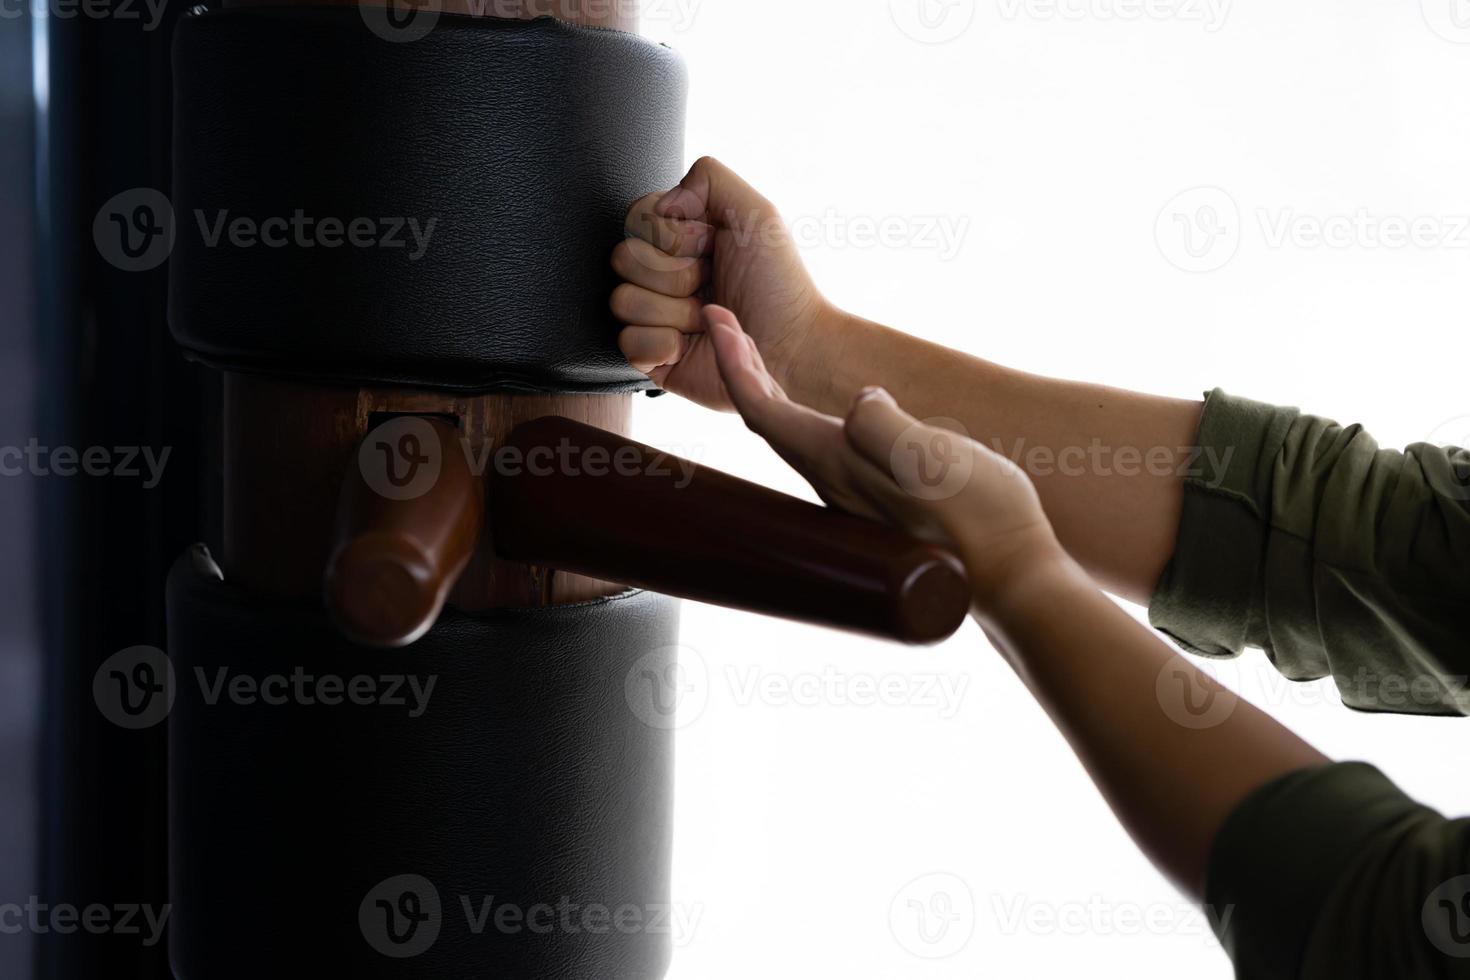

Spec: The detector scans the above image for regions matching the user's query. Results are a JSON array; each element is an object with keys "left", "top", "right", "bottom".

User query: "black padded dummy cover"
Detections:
[
  {"left": 169, "top": 7, "right": 687, "bottom": 393},
  {"left": 167, "top": 556, "right": 680, "bottom": 979}
]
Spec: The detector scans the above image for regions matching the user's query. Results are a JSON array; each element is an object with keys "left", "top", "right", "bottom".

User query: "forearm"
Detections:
[
  {"left": 975, "top": 548, "right": 1328, "bottom": 897},
  {"left": 706, "top": 300, "right": 1328, "bottom": 899},
  {"left": 791, "top": 308, "right": 1202, "bottom": 604}
]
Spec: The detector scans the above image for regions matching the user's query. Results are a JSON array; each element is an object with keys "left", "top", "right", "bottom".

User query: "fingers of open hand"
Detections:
[
  {"left": 612, "top": 237, "right": 708, "bottom": 298},
  {"left": 842, "top": 390, "right": 1051, "bottom": 555},
  {"left": 845, "top": 391, "right": 992, "bottom": 507},
  {"left": 843, "top": 388, "right": 917, "bottom": 470},
  {"left": 703, "top": 307, "right": 879, "bottom": 516},
  {"left": 704, "top": 306, "right": 791, "bottom": 427}
]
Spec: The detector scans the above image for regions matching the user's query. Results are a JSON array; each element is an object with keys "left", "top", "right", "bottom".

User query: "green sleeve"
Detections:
[
  {"left": 1148, "top": 389, "right": 1470, "bottom": 715},
  {"left": 1207, "top": 762, "right": 1470, "bottom": 979}
]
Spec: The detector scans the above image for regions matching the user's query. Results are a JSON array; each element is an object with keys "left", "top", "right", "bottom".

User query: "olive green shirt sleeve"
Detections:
[
  {"left": 1149, "top": 389, "right": 1470, "bottom": 715},
  {"left": 1207, "top": 762, "right": 1470, "bottom": 979}
]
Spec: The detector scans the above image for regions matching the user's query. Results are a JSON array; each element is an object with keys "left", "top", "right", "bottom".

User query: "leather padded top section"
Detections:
[{"left": 170, "top": 7, "right": 687, "bottom": 393}]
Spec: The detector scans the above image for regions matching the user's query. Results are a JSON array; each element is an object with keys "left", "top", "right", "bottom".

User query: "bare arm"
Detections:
[
  {"left": 701, "top": 303, "right": 1326, "bottom": 897},
  {"left": 792, "top": 311, "right": 1202, "bottom": 604},
  {"left": 614, "top": 157, "right": 1201, "bottom": 604},
  {"left": 978, "top": 551, "right": 1326, "bottom": 894}
]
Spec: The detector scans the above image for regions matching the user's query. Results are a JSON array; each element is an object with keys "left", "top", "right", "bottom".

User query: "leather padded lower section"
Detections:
[
  {"left": 167, "top": 556, "right": 680, "bottom": 979},
  {"left": 169, "top": 7, "right": 687, "bottom": 393}
]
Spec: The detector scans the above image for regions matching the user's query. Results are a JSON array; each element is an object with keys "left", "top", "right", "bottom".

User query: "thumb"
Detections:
[
  {"left": 842, "top": 389, "right": 982, "bottom": 506},
  {"left": 842, "top": 387, "right": 920, "bottom": 475},
  {"left": 658, "top": 156, "right": 771, "bottom": 227},
  {"left": 704, "top": 304, "right": 787, "bottom": 428}
]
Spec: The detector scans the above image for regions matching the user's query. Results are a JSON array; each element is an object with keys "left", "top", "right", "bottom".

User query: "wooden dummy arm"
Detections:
[
  {"left": 325, "top": 417, "right": 482, "bottom": 647},
  {"left": 327, "top": 416, "right": 971, "bottom": 647},
  {"left": 491, "top": 417, "right": 970, "bottom": 644}
]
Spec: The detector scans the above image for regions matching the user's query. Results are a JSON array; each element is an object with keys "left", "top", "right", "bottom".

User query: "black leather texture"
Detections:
[
  {"left": 169, "top": 7, "right": 687, "bottom": 393},
  {"left": 167, "top": 555, "right": 681, "bottom": 979}
]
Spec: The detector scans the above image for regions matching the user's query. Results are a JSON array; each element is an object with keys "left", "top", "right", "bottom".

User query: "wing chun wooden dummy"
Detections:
[{"left": 164, "top": 3, "right": 970, "bottom": 976}]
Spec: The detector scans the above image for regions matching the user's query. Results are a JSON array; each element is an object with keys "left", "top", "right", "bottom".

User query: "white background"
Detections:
[{"left": 633, "top": 1, "right": 1470, "bottom": 977}]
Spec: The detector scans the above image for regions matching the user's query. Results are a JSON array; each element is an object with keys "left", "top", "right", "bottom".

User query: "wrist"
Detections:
[
  {"left": 781, "top": 302, "right": 876, "bottom": 414},
  {"left": 965, "top": 532, "right": 1091, "bottom": 630}
]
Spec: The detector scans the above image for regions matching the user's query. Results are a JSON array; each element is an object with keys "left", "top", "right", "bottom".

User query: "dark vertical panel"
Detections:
[
  {"left": 0, "top": 4, "right": 38, "bottom": 979},
  {"left": 34, "top": 2, "right": 200, "bottom": 978}
]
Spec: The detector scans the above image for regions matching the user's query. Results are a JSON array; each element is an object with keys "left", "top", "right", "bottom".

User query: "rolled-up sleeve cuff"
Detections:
[{"left": 1148, "top": 388, "right": 1298, "bottom": 659}]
